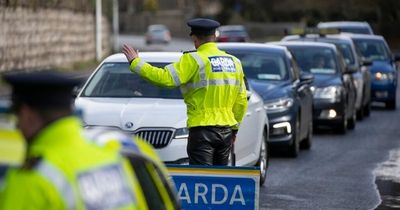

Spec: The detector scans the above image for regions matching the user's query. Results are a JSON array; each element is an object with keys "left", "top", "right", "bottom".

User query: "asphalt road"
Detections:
[{"left": 260, "top": 94, "right": 400, "bottom": 209}]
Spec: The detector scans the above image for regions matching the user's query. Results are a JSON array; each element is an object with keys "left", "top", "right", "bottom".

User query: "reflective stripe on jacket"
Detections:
[{"left": 130, "top": 42, "right": 248, "bottom": 129}]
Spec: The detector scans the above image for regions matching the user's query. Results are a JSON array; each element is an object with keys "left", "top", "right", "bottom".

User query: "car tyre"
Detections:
[
  {"left": 356, "top": 107, "right": 364, "bottom": 120},
  {"left": 288, "top": 117, "right": 300, "bottom": 157},
  {"left": 364, "top": 101, "right": 371, "bottom": 117},
  {"left": 347, "top": 111, "right": 356, "bottom": 130},
  {"left": 386, "top": 99, "right": 396, "bottom": 110},
  {"left": 300, "top": 120, "right": 312, "bottom": 150},
  {"left": 257, "top": 131, "right": 268, "bottom": 186},
  {"left": 336, "top": 116, "right": 347, "bottom": 134}
]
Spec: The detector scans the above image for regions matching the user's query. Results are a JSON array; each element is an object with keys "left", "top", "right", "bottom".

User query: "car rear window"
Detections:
[
  {"left": 82, "top": 63, "right": 182, "bottom": 99},
  {"left": 339, "top": 27, "right": 371, "bottom": 34}
]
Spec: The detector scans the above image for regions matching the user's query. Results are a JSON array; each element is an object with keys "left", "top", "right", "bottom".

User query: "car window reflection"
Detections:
[{"left": 82, "top": 63, "right": 182, "bottom": 99}]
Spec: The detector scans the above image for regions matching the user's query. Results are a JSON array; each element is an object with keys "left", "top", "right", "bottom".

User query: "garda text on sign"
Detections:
[{"left": 167, "top": 165, "right": 260, "bottom": 210}]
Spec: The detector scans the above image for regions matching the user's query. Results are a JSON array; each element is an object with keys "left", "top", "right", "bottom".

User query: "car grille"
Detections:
[{"left": 134, "top": 128, "right": 175, "bottom": 149}]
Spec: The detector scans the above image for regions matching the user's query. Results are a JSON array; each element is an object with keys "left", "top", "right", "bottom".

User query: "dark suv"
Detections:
[
  {"left": 271, "top": 41, "right": 357, "bottom": 134},
  {"left": 219, "top": 43, "right": 314, "bottom": 157}
]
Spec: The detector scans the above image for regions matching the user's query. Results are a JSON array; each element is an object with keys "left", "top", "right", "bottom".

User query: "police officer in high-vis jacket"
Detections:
[
  {"left": 0, "top": 71, "right": 145, "bottom": 210},
  {"left": 122, "top": 18, "right": 248, "bottom": 166}
]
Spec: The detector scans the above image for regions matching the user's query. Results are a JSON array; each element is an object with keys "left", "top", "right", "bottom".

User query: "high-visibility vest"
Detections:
[
  {"left": 130, "top": 42, "right": 248, "bottom": 129},
  {"left": 0, "top": 117, "right": 145, "bottom": 210},
  {"left": 85, "top": 128, "right": 180, "bottom": 210}
]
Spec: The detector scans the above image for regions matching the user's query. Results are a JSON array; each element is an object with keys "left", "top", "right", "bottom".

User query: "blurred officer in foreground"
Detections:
[
  {"left": 0, "top": 71, "right": 144, "bottom": 210},
  {"left": 123, "top": 18, "right": 248, "bottom": 166}
]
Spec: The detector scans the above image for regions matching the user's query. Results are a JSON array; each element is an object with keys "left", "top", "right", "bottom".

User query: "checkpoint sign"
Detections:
[{"left": 167, "top": 165, "right": 260, "bottom": 210}]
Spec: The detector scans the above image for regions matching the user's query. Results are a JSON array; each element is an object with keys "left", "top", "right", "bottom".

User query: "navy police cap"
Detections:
[
  {"left": 187, "top": 18, "right": 220, "bottom": 36},
  {"left": 2, "top": 70, "right": 83, "bottom": 109}
]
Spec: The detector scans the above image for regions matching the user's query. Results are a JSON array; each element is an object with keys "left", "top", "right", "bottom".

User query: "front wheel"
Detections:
[
  {"left": 335, "top": 116, "right": 347, "bottom": 134},
  {"left": 300, "top": 120, "right": 313, "bottom": 150},
  {"left": 356, "top": 107, "right": 364, "bottom": 120},
  {"left": 347, "top": 111, "right": 356, "bottom": 130},
  {"left": 364, "top": 100, "right": 371, "bottom": 117},
  {"left": 386, "top": 99, "right": 396, "bottom": 110},
  {"left": 257, "top": 131, "right": 269, "bottom": 186},
  {"left": 288, "top": 117, "right": 300, "bottom": 157}
]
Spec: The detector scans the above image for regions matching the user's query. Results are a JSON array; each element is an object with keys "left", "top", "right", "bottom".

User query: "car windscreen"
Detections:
[
  {"left": 81, "top": 62, "right": 182, "bottom": 99},
  {"left": 353, "top": 39, "right": 391, "bottom": 61},
  {"left": 228, "top": 52, "right": 288, "bottom": 81},
  {"left": 287, "top": 46, "right": 338, "bottom": 74},
  {"left": 335, "top": 43, "right": 355, "bottom": 65}
]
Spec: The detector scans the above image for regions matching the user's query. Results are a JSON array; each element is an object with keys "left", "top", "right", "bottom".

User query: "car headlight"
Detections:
[
  {"left": 313, "top": 86, "right": 343, "bottom": 102},
  {"left": 310, "top": 86, "right": 316, "bottom": 93},
  {"left": 174, "top": 127, "right": 189, "bottom": 139},
  {"left": 375, "top": 72, "right": 394, "bottom": 81},
  {"left": 264, "top": 98, "right": 294, "bottom": 113}
]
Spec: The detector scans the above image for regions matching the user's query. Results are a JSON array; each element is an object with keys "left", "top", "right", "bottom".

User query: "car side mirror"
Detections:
[
  {"left": 394, "top": 53, "right": 400, "bottom": 62},
  {"left": 300, "top": 72, "right": 314, "bottom": 84},
  {"left": 345, "top": 65, "right": 358, "bottom": 74},
  {"left": 360, "top": 57, "right": 373, "bottom": 67},
  {"left": 72, "top": 86, "right": 82, "bottom": 98}
]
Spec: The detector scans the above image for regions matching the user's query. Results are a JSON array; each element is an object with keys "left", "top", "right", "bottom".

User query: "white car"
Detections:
[{"left": 75, "top": 52, "right": 269, "bottom": 185}]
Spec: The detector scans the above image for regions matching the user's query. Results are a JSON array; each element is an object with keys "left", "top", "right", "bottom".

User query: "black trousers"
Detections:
[{"left": 187, "top": 126, "right": 233, "bottom": 166}]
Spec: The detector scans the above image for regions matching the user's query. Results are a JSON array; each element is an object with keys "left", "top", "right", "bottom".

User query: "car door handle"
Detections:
[
  {"left": 255, "top": 108, "right": 263, "bottom": 112},
  {"left": 246, "top": 112, "right": 251, "bottom": 116}
]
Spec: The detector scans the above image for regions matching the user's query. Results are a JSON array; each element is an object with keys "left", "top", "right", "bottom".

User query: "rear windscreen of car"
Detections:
[
  {"left": 353, "top": 39, "right": 391, "bottom": 61},
  {"left": 220, "top": 30, "right": 248, "bottom": 37},
  {"left": 287, "top": 47, "right": 338, "bottom": 74},
  {"left": 82, "top": 62, "right": 182, "bottom": 99},
  {"left": 338, "top": 27, "right": 371, "bottom": 34},
  {"left": 229, "top": 52, "right": 288, "bottom": 81}
]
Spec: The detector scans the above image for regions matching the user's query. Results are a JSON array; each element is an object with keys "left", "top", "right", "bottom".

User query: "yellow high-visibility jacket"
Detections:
[
  {"left": 0, "top": 117, "right": 146, "bottom": 210},
  {"left": 130, "top": 42, "right": 248, "bottom": 130}
]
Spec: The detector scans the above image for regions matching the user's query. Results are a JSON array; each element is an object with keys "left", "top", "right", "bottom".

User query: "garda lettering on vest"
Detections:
[
  {"left": 78, "top": 164, "right": 135, "bottom": 210},
  {"left": 167, "top": 165, "right": 259, "bottom": 210},
  {"left": 209, "top": 56, "right": 236, "bottom": 73}
]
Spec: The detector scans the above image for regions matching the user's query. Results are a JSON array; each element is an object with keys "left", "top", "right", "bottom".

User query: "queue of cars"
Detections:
[
  {"left": 74, "top": 21, "right": 397, "bottom": 186},
  {"left": 281, "top": 33, "right": 372, "bottom": 119},
  {"left": 218, "top": 43, "right": 314, "bottom": 157}
]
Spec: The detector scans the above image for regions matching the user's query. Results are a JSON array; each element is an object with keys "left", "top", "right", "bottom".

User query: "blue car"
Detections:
[
  {"left": 347, "top": 34, "right": 399, "bottom": 109},
  {"left": 218, "top": 43, "right": 314, "bottom": 157}
]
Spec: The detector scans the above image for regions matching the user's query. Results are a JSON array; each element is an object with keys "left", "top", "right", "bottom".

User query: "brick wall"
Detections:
[{"left": 0, "top": 7, "right": 111, "bottom": 72}]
